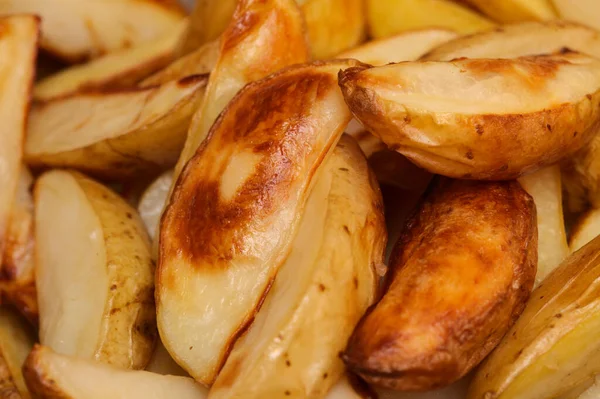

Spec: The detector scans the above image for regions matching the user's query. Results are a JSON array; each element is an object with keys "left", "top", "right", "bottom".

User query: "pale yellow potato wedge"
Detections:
[
  {"left": 339, "top": 52, "right": 600, "bottom": 180},
  {"left": 562, "top": 133, "right": 600, "bottom": 213},
  {"left": 366, "top": 0, "right": 495, "bottom": 39},
  {"left": 552, "top": 0, "right": 600, "bottom": 32},
  {"left": 35, "top": 171, "right": 156, "bottom": 369},
  {"left": 518, "top": 166, "right": 569, "bottom": 286},
  {"left": 0, "top": 307, "right": 36, "bottom": 399},
  {"left": 34, "top": 20, "right": 188, "bottom": 102},
  {"left": 423, "top": 21, "right": 600, "bottom": 61},
  {"left": 570, "top": 208, "right": 600, "bottom": 252},
  {"left": 23, "top": 345, "right": 208, "bottom": 399},
  {"left": 145, "top": 339, "right": 188, "bottom": 377},
  {"left": 210, "top": 136, "right": 386, "bottom": 399},
  {"left": 138, "top": 170, "right": 174, "bottom": 243},
  {"left": 26, "top": 75, "right": 208, "bottom": 180},
  {"left": 0, "top": 0, "right": 185, "bottom": 63},
  {"left": 461, "top": 0, "right": 556, "bottom": 23},
  {"left": 468, "top": 234, "right": 600, "bottom": 399},
  {"left": 158, "top": 60, "right": 357, "bottom": 385}
]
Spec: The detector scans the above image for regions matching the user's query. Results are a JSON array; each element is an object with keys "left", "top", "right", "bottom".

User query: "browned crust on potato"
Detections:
[
  {"left": 0, "top": 351, "right": 20, "bottom": 399},
  {"left": 343, "top": 178, "right": 537, "bottom": 390},
  {"left": 22, "top": 345, "right": 71, "bottom": 399}
]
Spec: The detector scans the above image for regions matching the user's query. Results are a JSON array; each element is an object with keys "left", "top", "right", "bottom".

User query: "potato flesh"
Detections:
[
  {"left": 570, "top": 208, "right": 600, "bottom": 252},
  {"left": 138, "top": 170, "right": 174, "bottom": 242},
  {"left": 461, "top": 0, "right": 556, "bottom": 23},
  {"left": 552, "top": 0, "right": 600, "bottom": 33},
  {"left": 0, "top": 307, "right": 35, "bottom": 399}
]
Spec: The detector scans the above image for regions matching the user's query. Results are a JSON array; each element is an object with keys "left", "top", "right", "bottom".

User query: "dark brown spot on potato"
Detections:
[
  {"left": 318, "top": 283, "right": 326, "bottom": 292},
  {"left": 465, "top": 151, "right": 474, "bottom": 160}
]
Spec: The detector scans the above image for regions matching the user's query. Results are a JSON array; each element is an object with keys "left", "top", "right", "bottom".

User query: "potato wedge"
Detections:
[
  {"left": 158, "top": 60, "right": 357, "bottom": 385},
  {"left": 35, "top": 171, "right": 156, "bottom": 369},
  {"left": 570, "top": 208, "right": 600, "bottom": 252},
  {"left": 146, "top": 339, "right": 188, "bottom": 377},
  {"left": 460, "top": 0, "right": 556, "bottom": 23},
  {"left": 26, "top": 75, "right": 208, "bottom": 180},
  {"left": 343, "top": 178, "right": 537, "bottom": 390},
  {"left": 552, "top": 0, "right": 600, "bottom": 33},
  {"left": 138, "top": 170, "right": 174, "bottom": 243},
  {"left": 366, "top": 0, "right": 495, "bottom": 39},
  {"left": 0, "top": 307, "right": 36, "bottom": 399},
  {"left": 326, "top": 375, "right": 372, "bottom": 399},
  {"left": 23, "top": 345, "right": 208, "bottom": 399},
  {"left": 34, "top": 20, "right": 188, "bottom": 102},
  {"left": 468, "top": 234, "right": 600, "bottom": 399},
  {"left": 377, "top": 377, "right": 470, "bottom": 399},
  {"left": 518, "top": 166, "right": 569, "bottom": 285},
  {"left": 562, "top": 133, "right": 600, "bottom": 213},
  {"left": 210, "top": 136, "right": 386, "bottom": 398},
  {"left": 0, "top": 0, "right": 185, "bottom": 63},
  {"left": 422, "top": 21, "right": 600, "bottom": 61},
  {"left": 339, "top": 52, "right": 600, "bottom": 180}
]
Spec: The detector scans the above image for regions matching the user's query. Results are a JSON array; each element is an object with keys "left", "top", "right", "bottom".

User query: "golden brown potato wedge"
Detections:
[
  {"left": 0, "top": 0, "right": 185, "bottom": 63},
  {"left": 35, "top": 171, "right": 156, "bottom": 369},
  {"left": 552, "top": 0, "right": 600, "bottom": 32},
  {"left": 366, "top": 0, "right": 495, "bottom": 39},
  {"left": 34, "top": 20, "right": 188, "bottom": 102},
  {"left": 570, "top": 208, "right": 600, "bottom": 252},
  {"left": 468, "top": 234, "right": 600, "bottom": 399},
  {"left": 518, "top": 166, "right": 569, "bottom": 285},
  {"left": 0, "top": 307, "right": 36, "bottom": 399},
  {"left": 210, "top": 136, "right": 386, "bottom": 399},
  {"left": 23, "top": 345, "right": 208, "bottom": 399},
  {"left": 339, "top": 52, "right": 600, "bottom": 180},
  {"left": 460, "top": 0, "right": 556, "bottom": 23},
  {"left": 158, "top": 60, "right": 357, "bottom": 385},
  {"left": 26, "top": 75, "right": 208, "bottom": 180},
  {"left": 562, "top": 133, "right": 600, "bottom": 213},
  {"left": 343, "top": 178, "right": 537, "bottom": 390}
]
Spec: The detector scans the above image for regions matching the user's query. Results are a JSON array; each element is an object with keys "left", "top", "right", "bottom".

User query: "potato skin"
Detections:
[{"left": 343, "top": 178, "right": 538, "bottom": 391}]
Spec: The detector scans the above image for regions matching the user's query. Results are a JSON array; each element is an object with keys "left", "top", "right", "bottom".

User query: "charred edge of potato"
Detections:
[
  {"left": 0, "top": 283, "right": 38, "bottom": 326},
  {"left": 22, "top": 345, "right": 64, "bottom": 398}
]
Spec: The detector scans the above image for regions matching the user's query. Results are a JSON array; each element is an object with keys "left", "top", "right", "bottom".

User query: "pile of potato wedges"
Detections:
[{"left": 5, "top": 0, "right": 600, "bottom": 398}]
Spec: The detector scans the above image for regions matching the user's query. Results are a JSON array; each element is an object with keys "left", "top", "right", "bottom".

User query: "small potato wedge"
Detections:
[
  {"left": 570, "top": 208, "right": 600, "bottom": 252},
  {"left": 35, "top": 171, "right": 156, "bottom": 369},
  {"left": 34, "top": 20, "right": 188, "bottom": 102},
  {"left": 0, "top": 307, "right": 36, "bottom": 399},
  {"left": 210, "top": 136, "right": 386, "bottom": 399},
  {"left": 339, "top": 52, "right": 600, "bottom": 180},
  {"left": 552, "top": 0, "right": 600, "bottom": 33},
  {"left": 468, "top": 235, "right": 600, "bottom": 399},
  {"left": 343, "top": 178, "right": 537, "bottom": 390},
  {"left": 366, "top": 0, "right": 495, "bottom": 39},
  {"left": 158, "top": 60, "right": 357, "bottom": 385},
  {"left": 460, "top": 0, "right": 556, "bottom": 23},
  {"left": 518, "top": 166, "right": 569, "bottom": 285},
  {"left": 26, "top": 75, "right": 208, "bottom": 180},
  {"left": 0, "top": 0, "right": 185, "bottom": 63},
  {"left": 23, "top": 345, "right": 208, "bottom": 399}
]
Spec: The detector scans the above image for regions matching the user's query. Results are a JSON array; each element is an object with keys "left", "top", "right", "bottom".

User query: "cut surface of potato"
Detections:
[
  {"left": 552, "top": 0, "right": 600, "bottom": 32},
  {"left": 158, "top": 60, "right": 356, "bottom": 385},
  {"left": 562, "top": 133, "right": 600, "bottom": 213},
  {"left": 138, "top": 170, "right": 174, "bottom": 243},
  {"left": 570, "top": 208, "right": 600, "bottom": 253},
  {"left": 0, "top": 307, "right": 35, "bottom": 399},
  {"left": 461, "top": 0, "right": 556, "bottom": 23},
  {"left": 26, "top": 75, "right": 208, "bottom": 180},
  {"left": 339, "top": 52, "right": 600, "bottom": 180},
  {"left": 210, "top": 136, "right": 386, "bottom": 398},
  {"left": 344, "top": 179, "right": 537, "bottom": 390},
  {"left": 23, "top": 345, "right": 207, "bottom": 399},
  {"left": 469, "top": 235, "right": 600, "bottom": 399},
  {"left": 35, "top": 171, "right": 156, "bottom": 369},
  {"left": 145, "top": 339, "right": 188, "bottom": 377},
  {"left": 0, "top": 0, "right": 185, "bottom": 62}
]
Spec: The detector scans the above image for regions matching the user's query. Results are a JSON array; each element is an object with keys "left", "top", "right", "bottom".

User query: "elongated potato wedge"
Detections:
[
  {"left": 158, "top": 60, "right": 357, "bottom": 385},
  {"left": 570, "top": 208, "right": 600, "bottom": 252},
  {"left": 366, "top": 0, "right": 495, "bottom": 39},
  {"left": 518, "top": 166, "right": 569, "bottom": 285},
  {"left": 0, "top": 307, "right": 35, "bottom": 399},
  {"left": 23, "top": 345, "right": 208, "bottom": 399},
  {"left": 461, "top": 0, "right": 556, "bottom": 23},
  {"left": 35, "top": 171, "right": 156, "bottom": 369},
  {"left": 34, "top": 20, "right": 188, "bottom": 102},
  {"left": 562, "top": 133, "right": 600, "bottom": 213},
  {"left": 0, "top": 0, "right": 185, "bottom": 63},
  {"left": 26, "top": 75, "right": 208, "bottom": 180},
  {"left": 422, "top": 21, "right": 600, "bottom": 61},
  {"left": 339, "top": 52, "right": 600, "bottom": 180},
  {"left": 138, "top": 170, "right": 174, "bottom": 243},
  {"left": 210, "top": 136, "right": 386, "bottom": 398},
  {"left": 344, "top": 178, "right": 537, "bottom": 390},
  {"left": 552, "top": 0, "right": 600, "bottom": 32},
  {"left": 468, "top": 235, "right": 600, "bottom": 399}
]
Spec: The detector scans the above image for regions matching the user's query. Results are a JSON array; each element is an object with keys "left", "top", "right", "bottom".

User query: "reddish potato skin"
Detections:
[{"left": 343, "top": 178, "right": 537, "bottom": 391}]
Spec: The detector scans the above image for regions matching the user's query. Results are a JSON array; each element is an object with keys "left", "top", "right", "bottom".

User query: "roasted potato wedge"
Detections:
[
  {"left": 562, "top": 133, "right": 600, "bottom": 213},
  {"left": 552, "top": 0, "right": 600, "bottom": 33},
  {"left": 0, "top": 0, "right": 185, "bottom": 63},
  {"left": 158, "top": 60, "right": 357, "bottom": 385},
  {"left": 468, "top": 234, "right": 600, "bottom": 399},
  {"left": 210, "top": 136, "right": 386, "bottom": 398},
  {"left": 0, "top": 307, "right": 35, "bottom": 399},
  {"left": 23, "top": 345, "right": 208, "bottom": 399},
  {"left": 35, "top": 171, "right": 156, "bottom": 369},
  {"left": 570, "top": 208, "right": 600, "bottom": 252},
  {"left": 26, "top": 75, "right": 208, "bottom": 180},
  {"left": 339, "top": 52, "right": 600, "bottom": 180},
  {"left": 460, "top": 0, "right": 556, "bottom": 23},
  {"left": 343, "top": 178, "right": 537, "bottom": 390},
  {"left": 366, "top": 0, "right": 495, "bottom": 39}
]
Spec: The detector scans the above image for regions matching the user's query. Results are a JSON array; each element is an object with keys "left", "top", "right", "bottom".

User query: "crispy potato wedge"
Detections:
[
  {"left": 146, "top": 339, "right": 188, "bottom": 377},
  {"left": 339, "top": 52, "right": 600, "bottom": 180},
  {"left": 26, "top": 75, "right": 208, "bottom": 180},
  {"left": 552, "top": 0, "right": 600, "bottom": 33},
  {"left": 0, "top": 307, "right": 35, "bottom": 399},
  {"left": 138, "top": 170, "right": 174, "bottom": 243},
  {"left": 460, "top": 0, "right": 556, "bottom": 23},
  {"left": 562, "top": 133, "right": 600, "bottom": 213},
  {"left": 570, "top": 208, "right": 600, "bottom": 252},
  {"left": 34, "top": 20, "right": 188, "bottom": 102},
  {"left": 343, "top": 179, "right": 537, "bottom": 390},
  {"left": 518, "top": 166, "right": 569, "bottom": 285},
  {"left": 422, "top": 21, "right": 600, "bottom": 61},
  {"left": 158, "top": 60, "right": 357, "bottom": 385},
  {"left": 35, "top": 171, "right": 156, "bottom": 369},
  {"left": 366, "top": 0, "right": 495, "bottom": 39},
  {"left": 468, "top": 234, "right": 600, "bottom": 399},
  {"left": 210, "top": 136, "right": 386, "bottom": 398},
  {"left": 0, "top": 0, "right": 185, "bottom": 63},
  {"left": 23, "top": 345, "right": 208, "bottom": 399}
]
